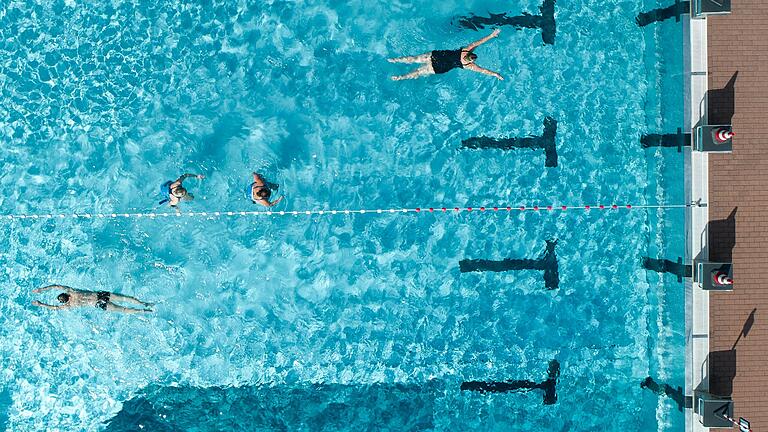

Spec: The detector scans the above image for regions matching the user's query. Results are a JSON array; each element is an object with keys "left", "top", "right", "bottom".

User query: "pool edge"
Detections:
[{"left": 684, "top": 11, "right": 710, "bottom": 432}]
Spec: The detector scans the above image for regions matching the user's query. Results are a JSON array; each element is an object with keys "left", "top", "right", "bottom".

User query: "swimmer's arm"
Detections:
[
  {"left": 175, "top": 173, "right": 205, "bottom": 183},
  {"left": 267, "top": 196, "right": 285, "bottom": 207},
  {"left": 32, "top": 300, "right": 66, "bottom": 310},
  {"left": 465, "top": 63, "right": 504, "bottom": 80},
  {"left": 465, "top": 28, "right": 501, "bottom": 51},
  {"left": 33, "top": 284, "right": 72, "bottom": 294},
  {"left": 252, "top": 172, "right": 265, "bottom": 185}
]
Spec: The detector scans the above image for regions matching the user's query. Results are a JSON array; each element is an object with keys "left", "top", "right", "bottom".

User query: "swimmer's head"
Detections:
[
  {"left": 172, "top": 186, "right": 187, "bottom": 198},
  {"left": 57, "top": 293, "right": 70, "bottom": 304},
  {"left": 256, "top": 188, "right": 271, "bottom": 199},
  {"left": 466, "top": 52, "right": 478, "bottom": 62}
]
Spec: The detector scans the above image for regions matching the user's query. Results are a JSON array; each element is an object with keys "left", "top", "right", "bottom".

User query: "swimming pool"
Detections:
[{"left": 0, "top": 0, "right": 686, "bottom": 430}]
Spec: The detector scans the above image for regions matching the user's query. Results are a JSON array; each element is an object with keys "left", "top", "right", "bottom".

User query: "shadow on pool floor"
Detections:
[{"left": 104, "top": 382, "right": 437, "bottom": 431}]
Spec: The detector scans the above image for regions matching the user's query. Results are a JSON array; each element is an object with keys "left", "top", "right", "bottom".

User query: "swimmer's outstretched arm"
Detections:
[
  {"left": 465, "top": 63, "right": 504, "bottom": 80},
  {"left": 175, "top": 173, "right": 205, "bottom": 183},
  {"left": 267, "top": 196, "right": 285, "bottom": 207},
  {"left": 32, "top": 300, "right": 67, "bottom": 310},
  {"left": 465, "top": 28, "right": 501, "bottom": 51},
  {"left": 252, "top": 172, "right": 266, "bottom": 185},
  {"left": 33, "top": 284, "right": 73, "bottom": 294}
]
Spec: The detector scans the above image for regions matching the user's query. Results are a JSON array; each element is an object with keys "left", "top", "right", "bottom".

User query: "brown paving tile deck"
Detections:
[{"left": 707, "top": 2, "right": 768, "bottom": 429}]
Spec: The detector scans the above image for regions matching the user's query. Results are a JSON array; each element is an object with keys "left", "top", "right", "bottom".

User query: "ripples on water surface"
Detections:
[{"left": 0, "top": 0, "right": 685, "bottom": 430}]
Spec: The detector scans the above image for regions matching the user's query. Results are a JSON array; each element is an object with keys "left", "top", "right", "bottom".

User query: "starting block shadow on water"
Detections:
[
  {"left": 640, "top": 377, "right": 689, "bottom": 411},
  {"left": 640, "top": 128, "right": 691, "bottom": 152},
  {"left": 462, "top": 117, "right": 558, "bottom": 168},
  {"left": 635, "top": 0, "right": 690, "bottom": 27},
  {"left": 459, "top": 239, "right": 559, "bottom": 290},
  {"left": 455, "top": 0, "right": 556, "bottom": 45},
  {"left": 642, "top": 256, "right": 692, "bottom": 283},
  {"left": 461, "top": 359, "right": 561, "bottom": 405}
]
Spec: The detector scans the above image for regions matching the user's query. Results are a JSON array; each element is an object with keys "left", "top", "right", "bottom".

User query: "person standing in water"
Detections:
[
  {"left": 158, "top": 173, "right": 205, "bottom": 209},
  {"left": 249, "top": 172, "right": 284, "bottom": 207},
  {"left": 388, "top": 29, "right": 503, "bottom": 81},
  {"left": 32, "top": 285, "right": 154, "bottom": 314}
]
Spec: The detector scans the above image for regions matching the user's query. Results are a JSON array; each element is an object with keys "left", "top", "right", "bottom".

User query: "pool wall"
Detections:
[{"left": 684, "top": 9, "right": 710, "bottom": 432}]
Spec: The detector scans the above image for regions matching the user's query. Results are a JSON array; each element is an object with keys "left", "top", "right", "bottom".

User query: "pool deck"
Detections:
[{"left": 706, "top": 2, "right": 768, "bottom": 429}]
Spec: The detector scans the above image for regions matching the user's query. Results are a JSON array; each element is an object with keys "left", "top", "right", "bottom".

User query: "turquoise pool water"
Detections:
[{"left": 0, "top": 0, "right": 686, "bottom": 430}]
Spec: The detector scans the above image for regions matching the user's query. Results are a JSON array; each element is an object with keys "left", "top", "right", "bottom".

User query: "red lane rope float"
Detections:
[{"left": 0, "top": 203, "right": 696, "bottom": 221}]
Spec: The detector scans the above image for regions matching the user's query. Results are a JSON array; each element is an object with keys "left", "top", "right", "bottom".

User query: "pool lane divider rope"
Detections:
[{"left": 0, "top": 203, "right": 700, "bottom": 221}]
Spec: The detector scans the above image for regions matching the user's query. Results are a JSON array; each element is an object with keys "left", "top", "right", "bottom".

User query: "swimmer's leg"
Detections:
[
  {"left": 388, "top": 53, "right": 431, "bottom": 64},
  {"left": 105, "top": 303, "right": 153, "bottom": 314},
  {"left": 392, "top": 64, "right": 434, "bottom": 81},
  {"left": 110, "top": 293, "right": 154, "bottom": 307}
]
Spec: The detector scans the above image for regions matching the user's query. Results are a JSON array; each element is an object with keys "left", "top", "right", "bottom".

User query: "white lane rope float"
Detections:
[{"left": 0, "top": 202, "right": 702, "bottom": 221}]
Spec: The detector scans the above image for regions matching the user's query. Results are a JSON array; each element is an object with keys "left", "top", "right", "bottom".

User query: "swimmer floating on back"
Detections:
[
  {"left": 32, "top": 285, "right": 153, "bottom": 314},
  {"left": 250, "top": 172, "right": 284, "bottom": 207},
  {"left": 158, "top": 173, "right": 205, "bottom": 209},
  {"left": 388, "top": 29, "right": 503, "bottom": 81}
]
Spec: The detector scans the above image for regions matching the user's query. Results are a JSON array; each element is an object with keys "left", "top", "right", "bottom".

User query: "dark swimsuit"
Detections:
[
  {"left": 431, "top": 49, "right": 465, "bottom": 74},
  {"left": 95, "top": 291, "right": 110, "bottom": 310}
]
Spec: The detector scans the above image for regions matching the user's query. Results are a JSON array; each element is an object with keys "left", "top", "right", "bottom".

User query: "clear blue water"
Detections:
[{"left": 0, "top": 0, "right": 686, "bottom": 430}]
